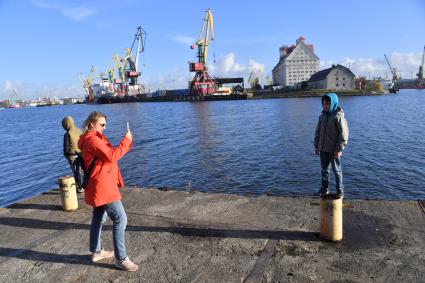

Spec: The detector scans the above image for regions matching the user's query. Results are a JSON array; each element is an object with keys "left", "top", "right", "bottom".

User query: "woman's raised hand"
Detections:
[{"left": 125, "top": 130, "right": 133, "bottom": 141}]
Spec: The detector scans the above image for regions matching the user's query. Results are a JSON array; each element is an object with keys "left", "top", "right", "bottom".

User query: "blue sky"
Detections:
[{"left": 1, "top": 0, "right": 424, "bottom": 99}]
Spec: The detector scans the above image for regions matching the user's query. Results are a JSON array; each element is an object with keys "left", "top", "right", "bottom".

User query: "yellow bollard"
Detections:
[
  {"left": 58, "top": 176, "right": 78, "bottom": 212},
  {"left": 320, "top": 196, "right": 343, "bottom": 242}
]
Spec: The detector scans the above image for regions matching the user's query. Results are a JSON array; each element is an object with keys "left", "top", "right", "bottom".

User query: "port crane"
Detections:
[
  {"left": 189, "top": 8, "right": 216, "bottom": 96},
  {"left": 107, "top": 53, "right": 129, "bottom": 95},
  {"left": 416, "top": 45, "right": 424, "bottom": 80},
  {"left": 79, "top": 26, "right": 147, "bottom": 102},
  {"left": 384, "top": 54, "right": 399, "bottom": 81},
  {"left": 79, "top": 66, "right": 96, "bottom": 101},
  {"left": 8, "top": 88, "right": 18, "bottom": 108},
  {"left": 108, "top": 53, "right": 121, "bottom": 83},
  {"left": 384, "top": 54, "right": 399, "bottom": 93},
  {"left": 121, "top": 27, "right": 146, "bottom": 86},
  {"left": 265, "top": 75, "right": 273, "bottom": 86},
  {"left": 248, "top": 67, "right": 263, "bottom": 90},
  {"left": 106, "top": 27, "right": 147, "bottom": 97},
  {"left": 105, "top": 27, "right": 147, "bottom": 93}
]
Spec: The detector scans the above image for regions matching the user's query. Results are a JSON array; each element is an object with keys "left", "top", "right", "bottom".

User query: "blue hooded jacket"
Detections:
[
  {"left": 315, "top": 92, "right": 349, "bottom": 152},
  {"left": 322, "top": 92, "right": 339, "bottom": 114}
]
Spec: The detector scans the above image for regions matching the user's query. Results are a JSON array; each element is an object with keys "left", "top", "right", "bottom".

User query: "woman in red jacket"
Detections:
[{"left": 78, "top": 111, "right": 138, "bottom": 272}]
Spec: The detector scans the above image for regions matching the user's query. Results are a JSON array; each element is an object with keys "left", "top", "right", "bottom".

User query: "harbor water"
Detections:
[{"left": 1, "top": 90, "right": 424, "bottom": 207}]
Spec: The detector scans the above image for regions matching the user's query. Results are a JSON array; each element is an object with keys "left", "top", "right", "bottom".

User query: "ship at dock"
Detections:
[
  {"left": 80, "top": 27, "right": 148, "bottom": 104},
  {"left": 185, "top": 8, "right": 245, "bottom": 100},
  {"left": 81, "top": 9, "right": 246, "bottom": 104},
  {"left": 394, "top": 78, "right": 425, "bottom": 90}
]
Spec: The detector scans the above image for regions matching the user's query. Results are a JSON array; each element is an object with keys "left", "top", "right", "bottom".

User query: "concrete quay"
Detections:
[{"left": 0, "top": 187, "right": 424, "bottom": 282}]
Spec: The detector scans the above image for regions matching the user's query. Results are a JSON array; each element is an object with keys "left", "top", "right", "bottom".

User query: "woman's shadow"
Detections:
[{"left": 0, "top": 247, "right": 112, "bottom": 269}]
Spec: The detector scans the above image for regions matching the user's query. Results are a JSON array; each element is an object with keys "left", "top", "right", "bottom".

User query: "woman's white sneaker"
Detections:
[
  {"left": 115, "top": 257, "right": 139, "bottom": 271},
  {"left": 91, "top": 250, "right": 114, "bottom": 262}
]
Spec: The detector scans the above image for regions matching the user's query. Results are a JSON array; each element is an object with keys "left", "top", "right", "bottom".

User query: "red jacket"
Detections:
[{"left": 78, "top": 131, "right": 132, "bottom": 207}]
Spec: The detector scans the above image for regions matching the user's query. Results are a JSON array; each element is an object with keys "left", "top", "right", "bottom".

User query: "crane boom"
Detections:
[
  {"left": 384, "top": 54, "right": 399, "bottom": 81},
  {"left": 9, "top": 88, "right": 18, "bottom": 107},
  {"left": 120, "top": 27, "right": 146, "bottom": 85},
  {"left": 416, "top": 45, "right": 425, "bottom": 79},
  {"left": 108, "top": 53, "right": 121, "bottom": 83},
  {"left": 191, "top": 8, "right": 214, "bottom": 64},
  {"left": 130, "top": 26, "right": 146, "bottom": 73}
]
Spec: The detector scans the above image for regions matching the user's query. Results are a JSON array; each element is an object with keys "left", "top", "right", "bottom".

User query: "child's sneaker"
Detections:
[
  {"left": 336, "top": 188, "right": 344, "bottom": 199},
  {"left": 91, "top": 250, "right": 114, "bottom": 262},
  {"left": 317, "top": 187, "right": 329, "bottom": 197},
  {"left": 115, "top": 257, "right": 139, "bottom": 272}
]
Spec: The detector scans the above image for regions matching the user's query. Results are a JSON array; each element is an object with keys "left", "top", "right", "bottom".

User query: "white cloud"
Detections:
[
  {"left": 320, "top": 60, "right": 336, "bottom": 68},
  {"left": 208, "top": 53, "right": 264, "bottom": 80},
  {"left": 322, "top": 52, "right": 423, "bottom": 79},
  {"left": 61, "top": 6, "right": 96, "bottom": 21},
  {"left": 144, "top": 67, "right": 190, "bottom": 90},
  {"left": 209, "top": 53, "right": 244, "bottom": 74},
  {"left": 4, "top": 80, "right": 15, "bottom": 91},
  {"left": 171, "top": 35, "right": 196, "bottom": 45},
  {"left": 32, "top": 0, "right": 96, "bottom": 21},
  {"left": 247, "top": 59, "right": 264, "bottom": 73}
]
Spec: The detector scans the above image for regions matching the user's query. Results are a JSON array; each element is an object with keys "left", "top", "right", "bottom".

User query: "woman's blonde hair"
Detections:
[{"left": 83, "top": 111, "right": 107, "bottom": 131}]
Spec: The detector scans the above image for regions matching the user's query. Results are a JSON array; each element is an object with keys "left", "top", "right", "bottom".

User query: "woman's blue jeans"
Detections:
[
  {"left": 320, "top": 151, "right": 344, "bottom": 191},
  {"left": 90, "top": 200, "right": 128, "bottom": 261}
]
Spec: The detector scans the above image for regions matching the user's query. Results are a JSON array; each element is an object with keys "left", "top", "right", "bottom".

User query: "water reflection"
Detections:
[{"left": 1, "top": 90, "right": 425, "bottom": 206}]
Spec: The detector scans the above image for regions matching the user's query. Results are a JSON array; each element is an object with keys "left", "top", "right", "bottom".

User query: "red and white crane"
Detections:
[{"left": 188, "top": 8, "right": 216, "bottom": 96}]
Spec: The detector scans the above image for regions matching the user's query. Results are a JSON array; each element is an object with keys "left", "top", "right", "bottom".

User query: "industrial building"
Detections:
[
  {"left": 272, "top": 37, "right": 320, "bottom": 87},
  {"left": 308, "top": 64, "right": 355, "bottom": 90}
]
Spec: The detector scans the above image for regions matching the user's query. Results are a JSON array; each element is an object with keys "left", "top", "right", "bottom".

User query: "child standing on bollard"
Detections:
[
  {"left": 314, "top": 93, "right": 349, "bottom": 198},
  {"left": 78, "top": 111, "right": 138, "bottom": 272},
  {"left": 62, "top": 116, "right": 84, "bottom": 193}
]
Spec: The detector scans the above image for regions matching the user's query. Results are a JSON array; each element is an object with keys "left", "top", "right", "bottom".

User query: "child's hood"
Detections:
[
  {"left": 322, "top": 93, "right": 339, "bottom": 113},
  {"left": 62, "top": 116, "right": 75, "bottom": 131}
]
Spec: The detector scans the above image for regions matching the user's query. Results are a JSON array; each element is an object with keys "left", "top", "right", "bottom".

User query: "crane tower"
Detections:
[
  {"left": 188, "top": 9, "right": 216, "bottom": 96},
  {"left": 416, "top": 46, "right": 425, "bottom": 80}
]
